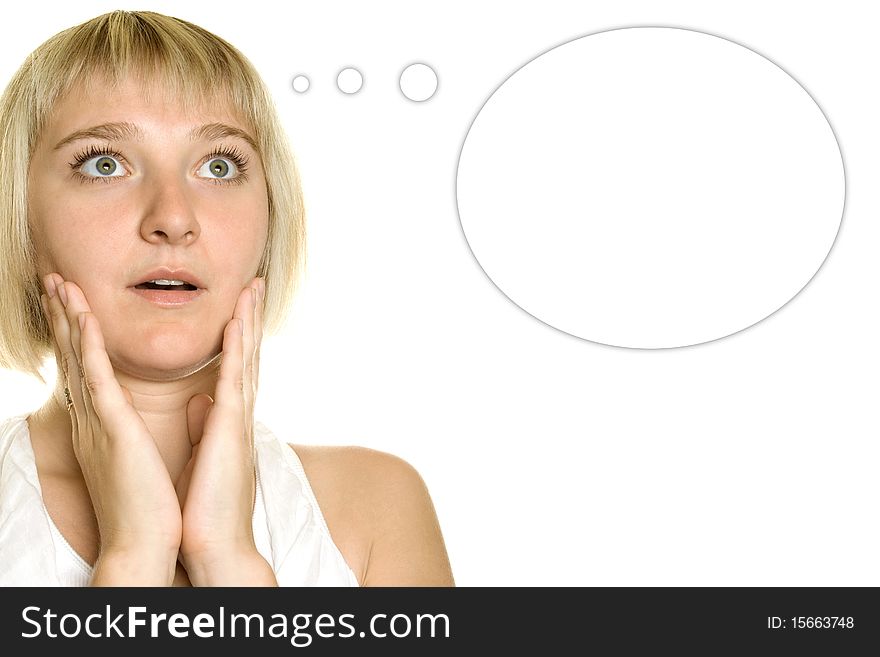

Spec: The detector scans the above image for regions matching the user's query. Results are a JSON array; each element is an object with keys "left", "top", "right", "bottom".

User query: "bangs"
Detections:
[{"left": 27, "top": 11, "right": 263, "bottom": 154}]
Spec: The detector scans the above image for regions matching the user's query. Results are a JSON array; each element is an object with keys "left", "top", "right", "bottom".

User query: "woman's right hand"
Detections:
[{"left": 41, "top": 273, "right": 182, "bottom": 583}]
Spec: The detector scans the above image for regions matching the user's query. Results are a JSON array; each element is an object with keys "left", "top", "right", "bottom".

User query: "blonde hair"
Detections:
[{"left": 0, "top": 10, "right": 306, "bottom": 383}]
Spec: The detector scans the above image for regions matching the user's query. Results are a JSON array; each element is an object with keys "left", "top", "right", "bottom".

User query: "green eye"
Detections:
[
  {"left": 95, "top": 156, "right": 118, "bottom": 175},
  {"left": 199, "top": 146, "right": 249, "bottom": 184},
  {"left": 207, "top": 158, "right": 230, "bottom": 177},
  {"left": 199, "top": 156, "right": 241, "bottom": 181},
  {"left": 75, "top": 153, "right": 125, "bottom": 179}
]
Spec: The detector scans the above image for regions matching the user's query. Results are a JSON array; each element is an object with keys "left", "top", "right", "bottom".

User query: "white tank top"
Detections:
[{"left": 0, "top": 414, "right": 359, "bottom": 586}]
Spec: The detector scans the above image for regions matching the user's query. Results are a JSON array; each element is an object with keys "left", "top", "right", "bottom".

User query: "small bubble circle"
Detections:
[
  {"left": 399, "top": 63, "right": 438, "bottom": 102},
  {"left": 337, "top": 67, "right": 364, "bottom": 94},
  {"left": 292, "top": 75, "right": 310, "bottom": 93}
]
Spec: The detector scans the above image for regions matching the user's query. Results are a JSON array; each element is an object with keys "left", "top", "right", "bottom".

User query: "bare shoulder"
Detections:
[{"left": 289, "top": 444, "right": 454, "bottom": 587}]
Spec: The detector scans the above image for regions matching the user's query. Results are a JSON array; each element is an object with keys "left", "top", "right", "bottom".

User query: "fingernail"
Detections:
[
  {"left": 44, "top": 275, "right": 57, "bottom": 299},
  {"left": 238, "top": 318, "right": 244, "bottom": 335},
  {"left": 251, "top": 286, "right": 258, "bottom": 305},
  {"left": 78, "top": 313, "right": 86, "bottom": 331},
  {"left": 57, "top": 282, "right": 68, "bottom": 307}
]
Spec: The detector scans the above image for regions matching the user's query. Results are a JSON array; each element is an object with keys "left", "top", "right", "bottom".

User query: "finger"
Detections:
[
  {"left": 78, "top": 311, "right": 135, "bottom": 423},
  {"left": 63, "top": 282, "right": 104, "bottom": 438},
  {"left": 75, "top": 312, "right": 104, "bottom": 426},
  {"left": 43, "top": 274, "right": 82, "bottom": 435},
  {"left": 41, "top": 276, "right": 65, "bottom": 373},
  {"left": 59, "top": 281, "right": 101, "bottom": 425},
  {"left": 41, "top": 292, "right": 75, "bottom": 431},
  {"left": 59, "top": 280, "right": 91, "bottom": 379},
  {"left": 247, "top": 279, "right": 259, "bottom": 415},
  {"left": 214, "top": 317, "right": 245, "bottom": 427},
  {"left": 233, "top": 282, "right": 257, "bottom": 419},
  {"left": 254, "top": 277, "right": 264, "bottom": 398},
  {"left": 186, "top": 393, "right": 213, "bottom": 446}
]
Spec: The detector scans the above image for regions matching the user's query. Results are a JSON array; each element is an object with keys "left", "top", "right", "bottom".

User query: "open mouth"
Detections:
[
  {"left": 130, "top": 278, "right": 204, "bottom": 306},
  {"left": 134, "top": 279, "right": 199, "bottom": 291}
]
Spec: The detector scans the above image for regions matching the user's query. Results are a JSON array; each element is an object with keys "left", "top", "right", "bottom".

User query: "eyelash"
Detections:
[{"left": 67, "top": 143, "right": 251, "bottom": 186}]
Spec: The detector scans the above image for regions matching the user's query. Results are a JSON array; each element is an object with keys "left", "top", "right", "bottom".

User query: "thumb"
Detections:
[{"left": 186, "top": 393, "right": 213, "bottom": 447}]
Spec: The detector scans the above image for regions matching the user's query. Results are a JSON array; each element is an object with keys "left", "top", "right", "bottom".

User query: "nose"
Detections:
[{"left": 138, "top": 175, "right": 201, "bottom": 245}]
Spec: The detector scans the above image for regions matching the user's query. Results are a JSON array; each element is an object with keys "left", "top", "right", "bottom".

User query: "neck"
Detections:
[{"left": 31, "top": 356, "right": 221, "bottom": 485}]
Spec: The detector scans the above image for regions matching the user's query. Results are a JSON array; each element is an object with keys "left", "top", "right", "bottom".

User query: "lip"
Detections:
[
  {"left": 128, "top": 287, "right": 206, "bottom": 307},
  {"left": 130, "top": 267, "right": 206, "bottom": 290},
  {"left": 127, "top": 267, "right": 206, "bottom": 308}
]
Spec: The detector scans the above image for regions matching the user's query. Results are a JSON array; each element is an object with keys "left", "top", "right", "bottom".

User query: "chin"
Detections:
[
  {"left": 110, "top": 349, "right": 222, "bottom": 382},
  {"left": 106, "top": 332, "right": 223, "bottom": 381}
]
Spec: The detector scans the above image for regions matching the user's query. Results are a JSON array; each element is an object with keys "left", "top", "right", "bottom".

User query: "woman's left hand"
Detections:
[{"left": 176, "top": 276, "right": 276, "bottom": 585}]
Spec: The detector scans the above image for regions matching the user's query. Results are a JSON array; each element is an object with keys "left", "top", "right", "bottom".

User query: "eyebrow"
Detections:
[{"left": 52, "top": 121, "right": 259, "bottom": 152}]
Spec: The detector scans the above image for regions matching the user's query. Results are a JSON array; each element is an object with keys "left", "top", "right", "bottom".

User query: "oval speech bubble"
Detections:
[{"left": 456, "top": 27, "right": 845, "bottom": 348}]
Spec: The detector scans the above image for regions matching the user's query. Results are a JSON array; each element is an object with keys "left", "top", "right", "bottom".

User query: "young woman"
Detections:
[{"left": 0, "top": 10, "right": 454, "bottom": 587}]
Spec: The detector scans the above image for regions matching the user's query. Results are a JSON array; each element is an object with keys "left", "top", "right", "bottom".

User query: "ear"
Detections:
[{"left": 186, "top": 393, "right": 214, "bottom": 446}]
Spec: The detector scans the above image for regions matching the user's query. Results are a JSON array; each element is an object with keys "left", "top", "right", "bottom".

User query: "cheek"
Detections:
[
  {"left": 31, "top": 198, "right": 119, "bottom": 272},
  {"left": 27, "top": 188, "right": 57, "bottom": 267},
  {"left": 43, "top": 239, "right": 121, "bottom": 294},
  {"left": 221, "top": 212, "right": 269, "bottom": 271}
]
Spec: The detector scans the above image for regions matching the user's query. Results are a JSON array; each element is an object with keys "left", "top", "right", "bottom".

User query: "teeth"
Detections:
[{"left": 149, "top": 279, "right": 186, "bottom": 285}]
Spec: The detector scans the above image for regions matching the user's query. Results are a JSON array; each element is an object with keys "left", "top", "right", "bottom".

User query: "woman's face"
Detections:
[{"left": 27, "top": 76, "right": 269, "bottom": 380}]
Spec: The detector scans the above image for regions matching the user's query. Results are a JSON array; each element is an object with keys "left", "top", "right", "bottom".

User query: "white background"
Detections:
[{"left": 0, "top": 0, "right": 877, "bottom": 586}]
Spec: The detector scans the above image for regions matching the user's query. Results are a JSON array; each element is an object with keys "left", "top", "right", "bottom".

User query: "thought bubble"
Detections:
[
  {"left": 292, "top": 74, "right": 310, "bottom": 93},
  {"left": 399, "top": 63, "right": 438, "bottom": 101},
  {"left": 456, "top": 27, "right": 845, "bottom": 348},
  {"left": 337, "top": 67, "right": 364, "bottom": 94}
]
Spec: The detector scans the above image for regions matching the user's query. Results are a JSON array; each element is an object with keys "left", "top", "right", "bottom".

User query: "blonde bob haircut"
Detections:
[{"left": 0, "top": 10, "right": 306, "bottom": 383}]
